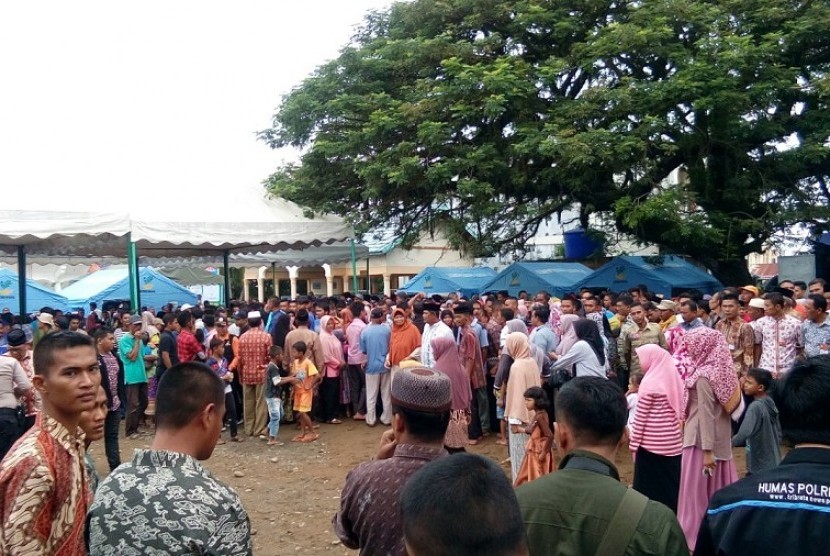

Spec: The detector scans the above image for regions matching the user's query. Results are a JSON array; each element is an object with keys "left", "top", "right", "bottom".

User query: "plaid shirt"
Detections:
[
  {"left": 176, "top": 329, "right": 203, "bottom": 363},
  {"left": 237, "top": 328, "right": 272, "bottom": 385}
]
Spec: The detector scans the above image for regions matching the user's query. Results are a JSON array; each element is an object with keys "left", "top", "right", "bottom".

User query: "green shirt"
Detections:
[
  {"left": 516, "top": 450, "right": 688, "bottom": 556},
  {"left": 623, "top": 322, "right": 668, "bottom": 374},
  {"left": 118, "top": 335, "right": 147, "bottom": 385}
]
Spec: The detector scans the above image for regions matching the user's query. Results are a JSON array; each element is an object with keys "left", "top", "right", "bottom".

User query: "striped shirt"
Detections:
[{"left": 628, "top": 393, "right": 683, "bottom": 457}]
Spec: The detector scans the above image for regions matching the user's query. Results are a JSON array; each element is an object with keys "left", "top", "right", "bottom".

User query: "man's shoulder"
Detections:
[{"left": 0, "top": 434, "right": 50, "bottom": 483}]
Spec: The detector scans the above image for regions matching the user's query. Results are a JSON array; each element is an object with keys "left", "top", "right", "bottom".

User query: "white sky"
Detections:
[{"left": 0, "top": 0, "right": 394, "bottom": 211}]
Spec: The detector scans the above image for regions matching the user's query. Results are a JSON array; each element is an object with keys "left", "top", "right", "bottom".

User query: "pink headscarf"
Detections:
[
  {"left": 555, "top": 314, "right": 580, "bottom": 355},
  {"left": 635, "top": 344, "right": 684, "bottom": 421},
  {"left": 319, "top": 316, "right": 344, "bottom": 373},
  {"left": 681, "top": 327, "right": 742, "bottom": 419},
  {"left": 431, "top": 336, "right": 472, "bottom": 411}
]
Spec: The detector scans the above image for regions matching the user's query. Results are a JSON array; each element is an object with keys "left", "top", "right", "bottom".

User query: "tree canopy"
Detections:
[{"left": 260, "top": 0, "right": 830, "bottom": 284}]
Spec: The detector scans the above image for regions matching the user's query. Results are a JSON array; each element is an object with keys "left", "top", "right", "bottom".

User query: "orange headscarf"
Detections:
[{"left": 389, "top": 308, "right": 421, "bottom": 366}]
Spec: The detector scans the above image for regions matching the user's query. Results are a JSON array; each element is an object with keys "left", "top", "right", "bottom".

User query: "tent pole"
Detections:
[
  {"left": 350, "top": 239, "right": 358, "bottom": 293},
  {"left": 222, "top": 250, "right": 230, "bottom": 307},
  {"left": 271, "top": 262, "right": 276, "bottom": 298},
  {"left": 366, "top": 257, "right": 370, "bottom": 294},
  {"left": 17, "top": 246, "right": 26, "bottom": 317},
  {"left": 127, "top": 234, "right": 140, "bottom": 311}
]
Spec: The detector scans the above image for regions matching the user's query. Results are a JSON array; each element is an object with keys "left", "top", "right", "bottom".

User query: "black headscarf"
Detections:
[{"left": 573, "top": 318, "right": 606, "bottom": 366}]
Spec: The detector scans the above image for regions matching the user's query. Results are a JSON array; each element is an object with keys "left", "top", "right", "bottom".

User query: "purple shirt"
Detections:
[{"left": 101, "top": 353, "right": 121, "bottom": 412}]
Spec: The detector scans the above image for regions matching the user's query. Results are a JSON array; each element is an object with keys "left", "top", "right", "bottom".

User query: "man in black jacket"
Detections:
[
  {"left": 695, "top": 355, "right": 830, "bottom": 555},
  {"left": 94, "top": 328, "right": 125, "bottom": 471}
]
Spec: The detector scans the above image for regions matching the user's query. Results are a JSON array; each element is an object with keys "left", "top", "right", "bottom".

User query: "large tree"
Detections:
[{"left": 260, "top": 0, "right": 830, "bottom": 284}]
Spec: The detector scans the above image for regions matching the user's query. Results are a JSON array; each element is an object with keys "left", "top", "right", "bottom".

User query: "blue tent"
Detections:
[
  {"left": 399, "top": 267, "right": 497, "bottom": 298},
  {"left": 0, "top": 268, "right": 69, "bottom": 314},
  {"left": 572, "top": 255, "right": 723, "bottom": 297},
  {"left": 480, "top": 262, "right": 593, "bottom": 297},
  {"left": 62, "top": 267, "right": 198, "bottom": 310}
]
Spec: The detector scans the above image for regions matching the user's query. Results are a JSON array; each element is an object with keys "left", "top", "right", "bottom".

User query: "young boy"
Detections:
[
  {"left": 207, "top": 337, "right": 240, "bottom": 443},
  {"left": 732, "top": 367, "right": 782, "bottom": 475},
  {"left": 265, "top": 346, "right": 294, "bottom": 446},
  {"left": 290, "top": 341, "right": 320, "bottom": 443}
]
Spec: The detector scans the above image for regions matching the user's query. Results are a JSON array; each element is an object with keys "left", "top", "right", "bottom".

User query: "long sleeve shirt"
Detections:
[
  {"left": 683, "top": 378, "right": 733, "bottom": 461},
  {"left": 629, "top": 394, "right": 683, "bottom": 456},
  {"left": 732, "top": 396, "right": 782, "bottom": 474},
  {"left": 551, "top": 341, "right": 607, "bottom": 379}
]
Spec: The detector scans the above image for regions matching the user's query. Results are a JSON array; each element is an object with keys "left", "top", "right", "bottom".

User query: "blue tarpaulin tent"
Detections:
[
  {"left": 480, "top": 262, "right": 593, "bottom": 297},
  {"left": 0, "top": 268, "right": 69, "bottom": 314},
  {"left": 62, "top": 267, "right": 198, "bottom": 310},
  {"left": 571, "top": 255, "right": 722, "bottom": 297},
  {"left": 399, "top": 267, "right": 497, "bottom": 298}
]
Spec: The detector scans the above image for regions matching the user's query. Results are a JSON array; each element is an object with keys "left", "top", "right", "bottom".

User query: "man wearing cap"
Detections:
[
  {"left": 4, "top": 329, "right": 39, "bottom": 433},
  {"left": 333, "top": 367, "right": 451, "bottom": 555},
  {"left": 420, "top": 301, "right": 453, "bottom": 368},
  {"left": 739, "top": 286, "right": 760, "bottom": 322},
  {"left": 120, "top": 315, "right": 148, "bottom": 439},
  {"left": 360, "top": 307, "right": 392, "bottom": 427},
  {"left": 33, "top": 312, "right": 56, "bottom": 350},
  {"left": 236, "top": 310, "right": 271, "bottom": 437},
  {"left": 657, "top": 300, "right": 679, "bottom": 331},
  {"left": 754, "top": 292, "right": 803, "bottom": 378},
  {"left": 716, "top": 293, "right": 756, "bottom": 378}
]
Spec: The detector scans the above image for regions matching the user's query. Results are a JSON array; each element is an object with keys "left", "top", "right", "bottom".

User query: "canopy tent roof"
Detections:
[
  {"left": 0, "top": 268, "right": 69, "bottom": 314},
  {"left": 571, "top": 255, "right": 723, "bottom": 297},
  {"left": 2, "top": 241, "right": 370, "bottom": 268},
  {"left": 61, "top": 267, "right": 198, "bottom": 310},
  {"left": 159, "top": 267, "right": 225, "bottom": 287},
  {"left": 0, "top": 186, "right": 353, "bottom": 259},
  {"left": 398, "top": 267, "right": 497, "bottom": 298},
  {"left": 480, "top": 262, "right": 593, "bottom": 298}
]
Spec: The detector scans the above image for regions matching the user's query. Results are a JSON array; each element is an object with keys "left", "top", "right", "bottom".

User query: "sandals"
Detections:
[{"left": 328, "top": 419, "right": 342, "bottom": 424}]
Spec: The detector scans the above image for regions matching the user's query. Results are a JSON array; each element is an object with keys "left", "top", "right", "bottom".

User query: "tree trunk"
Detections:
[{"left": 709, "top": 258, "right": 753, "bottom": 287}]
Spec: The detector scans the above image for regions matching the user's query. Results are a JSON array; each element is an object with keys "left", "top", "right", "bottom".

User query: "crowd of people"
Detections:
[{"left": 0, "top": 274, "right": 829, "bottom": 554}]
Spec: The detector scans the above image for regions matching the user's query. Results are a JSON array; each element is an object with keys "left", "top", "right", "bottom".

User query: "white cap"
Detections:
[
  {"left": 748, "top": 298, "right": 765, "bottom": 309},
  {"left": 247, "top": 310, "right": 262, "bottom": 319}
]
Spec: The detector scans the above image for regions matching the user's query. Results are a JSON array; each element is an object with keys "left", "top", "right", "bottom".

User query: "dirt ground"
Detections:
[{"left": 93, "top": 422, "right": 747, "bottom": 556}]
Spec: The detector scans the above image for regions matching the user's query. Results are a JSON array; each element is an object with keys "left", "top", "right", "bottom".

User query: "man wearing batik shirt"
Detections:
[
  {"left": 754, "top": 292, "right": 803, "bottom": 378},
  {"left": 236, "top": 311, "right": 271, "bottom": 437},
  {"left": 802, "top": 294, "right": 830, "bottom": 357},
  {"left": 0, "top": 332, "right": 100, "bottom": 556},
  {"left": 716, "top": 293, "right": 755, "bottom": 378},
  {"left": 454, "top": 302, "right": 489, "bottom": 442},
  {"left": 334, "top": 367, "right": 450, "bottom": 556},
  {"left": 87, "top": 362, "right": 252, "bottom": 555}
]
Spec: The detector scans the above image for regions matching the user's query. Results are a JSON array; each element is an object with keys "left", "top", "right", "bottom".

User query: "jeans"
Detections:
[
  {"left": 266, "top": 397, "right": 283, "bottom": 438},
  {"left": 125, "top": 382, "right": 148, "bottom": 436},
  {"left": 365, "top": 372, "right": 391, "bottom": 425},
  {"left": 104, "top": 410, "right": 121, "bottom": 471},
  {"left": 346, "top": 364, "right": 367, "bottom": 415},
  {"left": 224, "top": 391, "right": 238, "bottom": 438}
]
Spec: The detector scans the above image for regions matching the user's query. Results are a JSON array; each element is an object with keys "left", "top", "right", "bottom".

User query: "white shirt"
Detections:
[
  {"left": 551, "top": 340, "right": 608, "bottom": 379},
  {"left": 420, "top": 321, "right": 454, "bottom": 368}
]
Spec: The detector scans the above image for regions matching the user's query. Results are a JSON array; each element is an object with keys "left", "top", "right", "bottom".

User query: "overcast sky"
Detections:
[{"left": 0, "top": 0, "right": 395, "bottom": 211}]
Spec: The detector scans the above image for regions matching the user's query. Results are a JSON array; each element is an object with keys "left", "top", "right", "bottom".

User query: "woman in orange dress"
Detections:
[{"left": 514, "top": 386, "right": 555, "bottom": 486}]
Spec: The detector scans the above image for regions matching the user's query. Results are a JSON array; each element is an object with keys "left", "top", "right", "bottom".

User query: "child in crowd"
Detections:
[
  {"left": 265, "top": 345, "right": 295, "bottom": 446},
  {"left": 732, "top": 367, "right": 782, "bottom": 475},
  {"left": 514, "top": 386, "right": 555, "bottom": 486},
  {"left": 207, "top": 337, "right": 241, "bottom": 442},
  {"left": 291, "top": 341, "right": 320, "bottom": 443},
  {"left": 626, "top": 372, "right": 643, "bottom": 433}
]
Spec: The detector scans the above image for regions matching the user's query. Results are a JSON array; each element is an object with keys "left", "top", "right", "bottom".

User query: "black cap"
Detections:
[{"left": 7, "top": 328, "right": 27, "bottom": 347}]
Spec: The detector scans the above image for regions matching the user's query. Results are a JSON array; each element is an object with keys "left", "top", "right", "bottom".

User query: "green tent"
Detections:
[{"left": 160, "top": 267, "right": 225, "bottom": 287}]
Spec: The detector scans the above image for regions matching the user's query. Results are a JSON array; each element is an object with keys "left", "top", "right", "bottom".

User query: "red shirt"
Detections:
[{"left": 177, "top": 329, "right": 203, "bottom": 363}]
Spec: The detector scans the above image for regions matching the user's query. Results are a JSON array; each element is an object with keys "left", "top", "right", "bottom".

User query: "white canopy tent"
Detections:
[{"left": 0, "top": 186, "right": 355, "bottom": 313}]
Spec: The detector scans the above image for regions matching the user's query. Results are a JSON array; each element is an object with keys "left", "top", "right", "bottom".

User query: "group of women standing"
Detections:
[{"left": 629, "top": 327, "right": 742, "bottom": 551}]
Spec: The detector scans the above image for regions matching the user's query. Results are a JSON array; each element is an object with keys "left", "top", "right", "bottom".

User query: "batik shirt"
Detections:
[
  {"left": 716, "top": 317, "right": 756, "bottom": 377},
  {"left": 86, "top": 449, "right": 252, "bottom": 556},
  {"left": 754, "top": 315, "right": 803, "bottom": 377},
  {"left": 236, "top": 327, "right": 272, "bottom": 385},
  {"left": 802, "top": 318, "right": 830, "bottom": 357},
  {"left": 0, "top": 414, "right": 90, "bottom": 556},
  {"left": 333, "top": 444, "right": 447, "bottom": 555}
]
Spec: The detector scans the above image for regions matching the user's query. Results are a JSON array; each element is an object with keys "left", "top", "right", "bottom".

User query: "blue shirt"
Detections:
[{"left": 360, "top": 323, "right": 391, "bottom": 375}]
